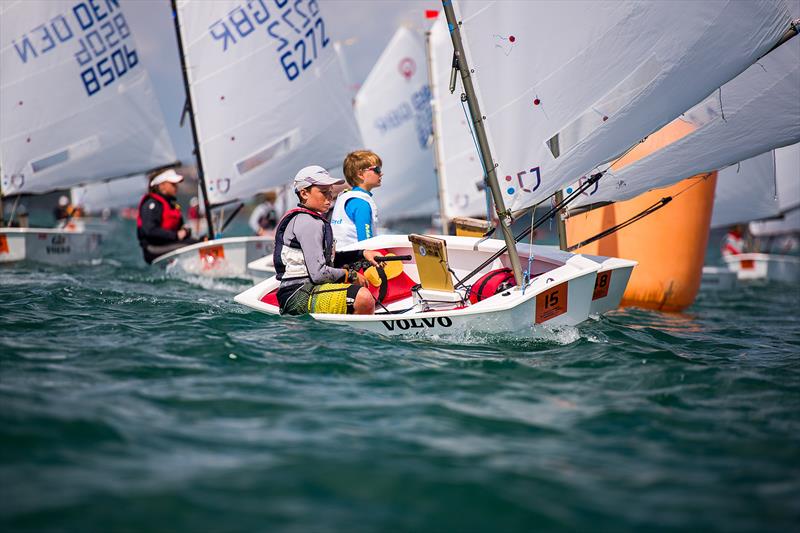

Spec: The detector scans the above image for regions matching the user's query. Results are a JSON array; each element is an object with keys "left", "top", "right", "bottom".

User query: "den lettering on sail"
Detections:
[{"left": 11, "top": 0, "right": 139, "bottom": 98}]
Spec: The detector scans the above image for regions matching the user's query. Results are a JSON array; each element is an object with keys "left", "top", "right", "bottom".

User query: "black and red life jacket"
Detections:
[{"left": 136, "top": 193, "right": 183, "bottom": 231}]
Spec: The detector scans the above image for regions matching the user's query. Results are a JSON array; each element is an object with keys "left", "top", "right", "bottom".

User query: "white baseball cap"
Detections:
[
  {"left": 293, "top": 165, "right": 343, "bottom": 192},
  {"left": 150, "top": 169, "right": 184, "bottom": 187}
]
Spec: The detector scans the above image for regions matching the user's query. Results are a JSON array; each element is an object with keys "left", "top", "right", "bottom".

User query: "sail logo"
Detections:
[
  {"left": 381, "top": 316, "right": 453, "bottom": 331},
  {"left": 492, "top": 34, "right": 516, "bottom": 56},
  {"left": 504, "top": 166, "right": 541, "bottom": 196},
  {"left": 207, "top": 0, "right": 329, "bottom": 83},
  {"left": 564, "top": 175, "right": 599, "bottom": 197},
  {"left": 208, "top": 178, "right": 231, "bottom": 194},
  {"left": 398, "top": 57, "right": 416, "bottom": 80},
  {"left": 11, "top": 1, "right": 140, "bottom": 98}
]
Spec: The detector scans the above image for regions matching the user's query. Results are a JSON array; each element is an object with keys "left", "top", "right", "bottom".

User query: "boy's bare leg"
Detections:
[{"left": 354, "top": 287, "right": 375, "bottom": 315}]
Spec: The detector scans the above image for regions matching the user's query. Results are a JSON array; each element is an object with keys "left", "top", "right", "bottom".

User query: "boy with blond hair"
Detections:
[{"left": 330, "top": 150, "right": 383, "bottom": 249}]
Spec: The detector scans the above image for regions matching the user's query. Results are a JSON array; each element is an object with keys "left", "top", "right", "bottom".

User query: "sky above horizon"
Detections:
[{"left": 127, "top": 0, "right": 442, "bottom": 164}]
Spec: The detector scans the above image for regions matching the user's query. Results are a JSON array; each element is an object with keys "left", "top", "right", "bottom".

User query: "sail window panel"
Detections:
[
  {"left": 30, "top": 150, "right": 69, "bottom": 174},
  {"left": 235, "top": 129, "right": 300, "bottom": 175},
  {"left": 30, "top": 136, "right": 100, "bottom": 174},
  {"left": 545, "top": 55, "right": 663, "bottom": 161}
]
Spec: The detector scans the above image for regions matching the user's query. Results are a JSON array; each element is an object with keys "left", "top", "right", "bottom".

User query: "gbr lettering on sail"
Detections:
[{"left": 208, "top": 0, "right": 329, "bottom": 83}]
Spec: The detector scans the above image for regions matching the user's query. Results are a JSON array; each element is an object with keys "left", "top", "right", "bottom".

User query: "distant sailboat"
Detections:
[
  {"left": 1, "top": 0, "right": 178, "bottom": 265},
  {"left": 712, "top": 144, "right": 800, "bottom": 283},
  {"left": 354, "top": 26, "right": 438, "bottom": 224},
  {"left": 156, "top": 0, "right": 364, "bottom": 278}
]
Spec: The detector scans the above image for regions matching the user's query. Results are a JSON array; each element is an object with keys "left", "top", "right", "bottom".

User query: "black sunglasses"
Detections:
[{"left": 365, "top": 165, "right": 382, "bottom": 175}]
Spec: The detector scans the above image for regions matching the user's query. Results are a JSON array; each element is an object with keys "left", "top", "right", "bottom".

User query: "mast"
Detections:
[
  {"left": 171, "top": 0, "right": 215, "bottom": 238},
  {"left": 441, "top": 1, "right": 523, "bottom": 284},
  {"left": 425, "top": 29, "right": 449, "bottom": 235}
]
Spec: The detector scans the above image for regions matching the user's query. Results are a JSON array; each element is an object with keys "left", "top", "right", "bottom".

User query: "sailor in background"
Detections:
[
  {"left": 187, "top": 196, "right": 204, "bottom": 236},
  {"left": 721, "top": 224, "right": 746, "bottom": 257},
  {"left": 249, "top": 190, "right": 279, "bottom": 237},
  {"left": 136, "top": 169, "right": 199, "bottom": 264},
  {"left": 53, "top": 195, "right": 82, "bottom": 224}
]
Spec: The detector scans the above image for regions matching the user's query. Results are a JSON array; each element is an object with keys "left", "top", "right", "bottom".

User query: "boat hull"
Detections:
[
  {"left": 723, "top": 253, "right": 800, "bottom": 283},
  {"left": 0, "top": 228, "right": 102, "bottom": 265},
  {"left": 700, "top": 266, "right": 738, "bottom": 291},
  {"left": 234, "top": 234, "right": 626, "bottom": 339},
  {"left": 151, "top": 236, "right": 273, "bottom": 278}
]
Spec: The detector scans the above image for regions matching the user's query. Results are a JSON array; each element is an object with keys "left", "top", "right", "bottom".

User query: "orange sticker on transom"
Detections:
[
  {"left": 0, "top": 235, "right": 8, "bottom": 254},
  {"left": 740, "top": 259, "right": 754, "bottom": 270},
  {"left": 536, "top": 282, "right": 568, "bottom": 323},
  {"left": 592, "top": 271, "right": 612, "bottom": 300},
  {"left": 199, "top": 245, "right": 225, "bottom": 269}
]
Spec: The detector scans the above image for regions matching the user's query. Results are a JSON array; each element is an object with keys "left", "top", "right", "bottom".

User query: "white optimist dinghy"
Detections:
[
  {"left": 157, "top": 0, "right": 363, "bottom": 278},
  {"left": 153, "top": 235, "right": 273, "bottom": 278},
  {"left": 0, "top": 227, "right": 101, "bottom": 266},
  {"left": 0, "top": 0, "right": 178, "bottom": 266},
  {"left": 236, "top": 234, "right": 607, "bottom": 337},
  {"left": 707, "top": 144, "right": 800, "bottom": 286}
]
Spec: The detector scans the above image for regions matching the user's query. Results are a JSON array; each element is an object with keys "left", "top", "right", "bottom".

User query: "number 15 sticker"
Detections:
[{"left": 535, "top": 282, "right": 568, "bottom": 323}]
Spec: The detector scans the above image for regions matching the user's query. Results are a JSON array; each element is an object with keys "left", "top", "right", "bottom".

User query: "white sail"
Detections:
[
  {"left": 571, "top": 36, "right": 800, "bottom": 208},
  {"left": 175, "top": 0, "right": 362, "bottom": 206},
  {"left": 0, "top": 0, "right": 177, "bottom": 196},
  {"left": 710, "top": 152, "right": 777, "bottom": 229},
  {"left": 429, "top": 17, "right": 488, "bottom": 221},
  {"left": 71, "top": 174, "right": 148, "bottom": 214},
  {"left": 354, "top": 27, "right": 438, "bottom": 220},
  {"left": 449, "top": 0, "right": 792, "bottom": 212},
  {"left": 749, "top": 143, "right": 800, "bottom": 236}
]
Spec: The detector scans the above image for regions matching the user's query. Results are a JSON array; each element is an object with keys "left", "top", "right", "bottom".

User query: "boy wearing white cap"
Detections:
[
  {"left": 273, "top": 165, "right": 382, "bottom": 315},
  {"left": 136, "top": 168, "right": 198, "bottom": 263}
]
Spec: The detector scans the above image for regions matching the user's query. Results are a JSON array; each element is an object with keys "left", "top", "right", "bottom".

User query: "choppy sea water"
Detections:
[{"left": 1, "top": 220, "right": 799, "bottom": 532}]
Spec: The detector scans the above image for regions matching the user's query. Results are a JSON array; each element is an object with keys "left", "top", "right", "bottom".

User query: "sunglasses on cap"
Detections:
[{"left": 364, "top": 165, "right": 382, "bottom": 175}]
